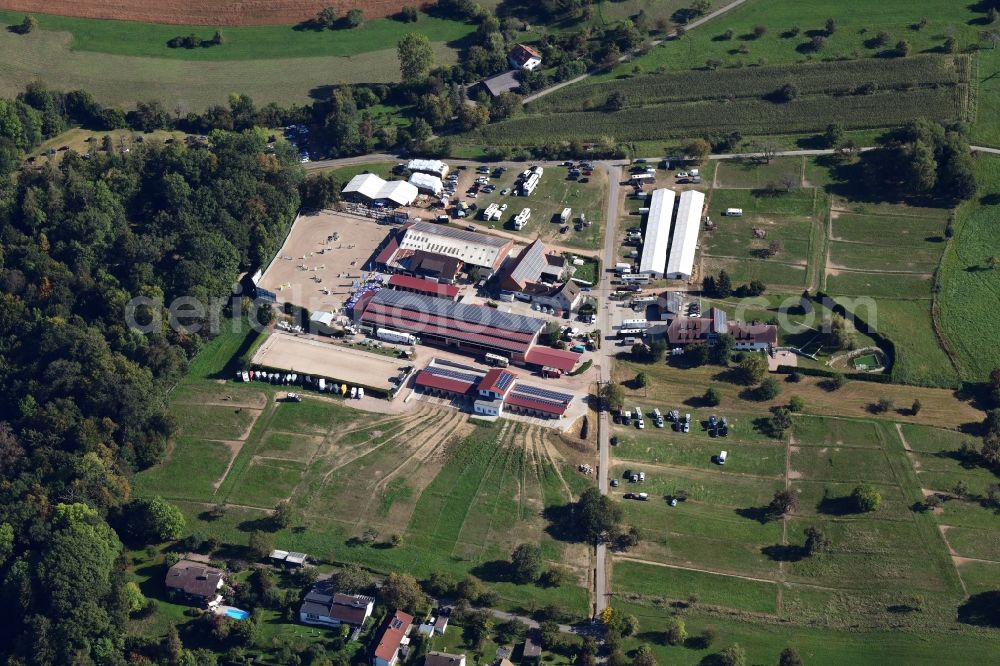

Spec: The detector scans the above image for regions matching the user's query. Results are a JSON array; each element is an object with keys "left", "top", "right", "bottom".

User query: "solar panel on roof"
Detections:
[
  {"left": 494, "top": 372, "right": 515, "bottom": 391},
  {"left": 512, "top": 384, "right": 572, "bottom": 404},
  {"left": 426, "top": 366, "right": 481, "bottom": 384},
  {"left": 373, "top": 290, "right": 544, "bottom": 335}
]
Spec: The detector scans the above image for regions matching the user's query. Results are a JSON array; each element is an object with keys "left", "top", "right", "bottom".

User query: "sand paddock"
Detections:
[
  {"left": 258, "top": 210, "right": 390, "bottom": 314},
  {"left": 251, "top": 333, "right": 404, "bottom": 392}
]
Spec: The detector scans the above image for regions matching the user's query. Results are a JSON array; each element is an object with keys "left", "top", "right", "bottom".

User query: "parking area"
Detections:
[{"left": 257, "top": 210, "right": 390, "bottom": 313}]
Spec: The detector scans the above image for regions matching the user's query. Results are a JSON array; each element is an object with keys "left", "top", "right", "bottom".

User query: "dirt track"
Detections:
[{"left": 0, "top": 0, "right": 415, "bottom": 26}]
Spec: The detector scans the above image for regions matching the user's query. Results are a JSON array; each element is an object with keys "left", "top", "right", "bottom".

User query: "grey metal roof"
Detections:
[
  {"left": 482, "top": 70, "right": 521, "bottom": 96},
  {"left": 409, "top": 221, "right": 510, "bottom": 249},
  {"left": 509, "top": 240, "right": 548, "bottom": 286},
  {"left": 372, "top": 289, "right": 545, "bottom": 335}
]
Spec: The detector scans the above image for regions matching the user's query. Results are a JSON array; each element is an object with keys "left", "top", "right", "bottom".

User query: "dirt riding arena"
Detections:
[
  {"left": 0, "top": 0, "right": 418, "bottom": 26},
  {"left": 258, "top": 210, "right": 388, "bottom": 314},
  {"left": 252, "top": 333, "right": 405, "bottom": 392}
]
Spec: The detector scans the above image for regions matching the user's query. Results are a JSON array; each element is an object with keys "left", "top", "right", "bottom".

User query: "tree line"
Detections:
[{"left": 0, "top": 83, "right": 302, "bottom": 663}]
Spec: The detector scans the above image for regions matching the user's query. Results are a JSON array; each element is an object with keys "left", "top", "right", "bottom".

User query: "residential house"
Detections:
[
  {"left": 529, "top": 279, "right": 582, "bottom": 314},
  {"left": 522, "top": 634, "right": 542, "bottom": 663},
  {"left": 299, "top": 586, "right": 374, "bottom": 628},
  {"left": 509, "top": 44, "right": 543, "bottom": 71},
  {"left": 372, "top": 610, "right": 414, "bottom": 666},
  {"left": 425, "top": 652, "right": 466, "bottom": 666},
  {"left": 165, "top": 560, "right": 224, "bottom": 606},
  {"left": 665, "top": 307, "right": 778, "bottom": 352}
]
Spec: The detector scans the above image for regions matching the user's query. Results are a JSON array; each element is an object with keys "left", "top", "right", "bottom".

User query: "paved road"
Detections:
[
  {"left": 304, "top": 152, "right": 400, "bottom": 171},
  {"left": 523, "top": 0, "right": 750, "bottom": 105},
  {"left": 592, "top": 162, "right": 623, "bottom": 618}
]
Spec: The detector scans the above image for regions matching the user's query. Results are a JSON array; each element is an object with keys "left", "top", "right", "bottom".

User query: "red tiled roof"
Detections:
[
  {"left": 524, "top": 346, "right": 580, "bottom": 372},
  {"left": 360, "top": 301, "right": 537, "bottom": 352},
  {"left": 729, "top": 322, "right": 778, "bottom": 345},
  {"left": 414, "top": 370, "right": 475, "bottom": 395},
  {"left": 375, "top": 234, "right": 401, "bottom": 266},
  {"left": 510, "top": 43, "right": 541, "bottom": 66},
  {"left": 479, "top": 368, "right": 516, "bottom": 395},
  {"left": 504, "top": 393, "right": 568, "bottom": 416},
  {"left": 389, "top": 274, "right": 459, "bottom": 299},
  {"left": 374, "top": 611, "right": 413, "bottom": 662}
]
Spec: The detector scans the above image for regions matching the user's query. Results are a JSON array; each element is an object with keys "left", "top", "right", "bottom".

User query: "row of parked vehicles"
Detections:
[
  {"left": 237, "top": 370, "right": 365, "bottom": 399},
  {"left": 613, "top": 407, "right": 730, "bottom": 437}
]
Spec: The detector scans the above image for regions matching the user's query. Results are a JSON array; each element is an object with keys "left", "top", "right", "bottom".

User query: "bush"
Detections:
[
  {"left": 788, "top": 395, "right": 805, "bottom": 412},
  {"left": 703, "top": 387, "right": 722, "bottom": 406},
  {"left": 757, "top": 377, "right": 781, "bottom": 400},
  {"left": 852, "top": 484, "right": 882, "bottom": 512}
]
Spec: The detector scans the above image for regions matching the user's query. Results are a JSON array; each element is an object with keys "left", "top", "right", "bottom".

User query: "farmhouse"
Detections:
[
  {"left": 509, "top": 44, "right": 543, "bottom": 71},
  {"left": 300, "top": 587, "right": 375, "bottom": 628},
  {"left": 407, "top": 159, "right": 449, "bottom": 179},
  {"left": 425, "top": 652, "right": 466, "bottom": 666},
  {"left": 639, "top": 188, "right": 676, "bottom": 278},
  {"left": 665, "top": 308, "right": 778, "bottom": 351},
  {"left": 372, "top": 610, "right": 413, "bottom": 666},
  {"left": 665, "top": 190, "right": 705, "bottom": 280},
  {"left": 165, "top": 560, "right": 224, "bottom": 606},
  {"left": 408, "top": 172, "right": 444, "bottom": 196},
  {"left": 527, "top": 279, "right": 582, "bottom": 315},
  {"left": 499, "top": 239, "right": 568, "bottom": 291},
  {"left": 342, "top": 173, "right": 418, "bottom": 208}
]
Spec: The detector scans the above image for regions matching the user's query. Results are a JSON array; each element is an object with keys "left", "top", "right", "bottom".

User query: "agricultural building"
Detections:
[
  {"left": 394, "top": 221, "right": 513, "bottom": 275},
  {"left": 509, "top": 44, "right": 543, "bottom": 71},
  {"left": 665, "top": 190, "right": 704, "bottom": 280},
  {"left": 387, "top": 274, "right": 459, "bottom": 300},
  {"left": 413, "top": 359, "right": 574, "bottom": 419},
  {"left": 638, "top": 188, "right": 677, "bottom": 278},
  {"left": 665, "top": 308, "right": 778, "bottom": 351},
  {"left": 406, "top": 158, "right": 449, "bottom": 178},
  {"left": 482, "top": 70, "right": 521, "bottom": 97},
  {"left": 359, "top": 290, "right": 545, "bottom": 360},
  {"left": 500, "top": 239, "right": 567, "bottom": 291},
  {"left": 342, "top": 173, "right": 418, "bottom": 207}
]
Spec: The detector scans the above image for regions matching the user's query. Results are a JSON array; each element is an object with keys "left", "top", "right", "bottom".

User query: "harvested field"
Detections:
[{"left": 0, "top": 0, "right": 414, "bottom": 26}]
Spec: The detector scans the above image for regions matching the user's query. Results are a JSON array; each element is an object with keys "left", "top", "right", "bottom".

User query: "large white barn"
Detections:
[
  {"left": 397, "top": 221, "right": 513, "bottom": 274},
  {"left": 638, "top": 188, "right": 676, "bottom": 278},
  {"left": 665, "top": 190, "right": 704, "bottom": 280}
]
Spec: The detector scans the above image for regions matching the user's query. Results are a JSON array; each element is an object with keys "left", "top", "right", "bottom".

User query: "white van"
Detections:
[
  {"left": 724, "top": 208, "right": 743, "bottom": 217},
  {"left": 350, "top": 387, "right": 357, "bottom": 399},
  {"left": 357, "top": 387, "right": 365, "bottom": 399},
  {"left": 718, "top": 450, "right": 728, "bottom": 465}
]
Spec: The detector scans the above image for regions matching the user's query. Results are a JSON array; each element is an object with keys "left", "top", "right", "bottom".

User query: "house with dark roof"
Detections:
[
  {"left": 299, "top": 585, "right": 374, "bottom": 628},
  {"left": 522, "top": 634, "right": 542, "bottom": 662},
  {"left": 425, "top": 652, "right": 466, "bottom": 666},
  {"left": 165, "top": 560, "right": 224, "bottom": 606},
  {"left": 509, "top": 44, "right": 542, "bottom": 71},
  {"left": 529, "top": 279, "right": 582, "bottom": 315},
  {"left": 373, "top": 610, "right": 413, "bottom": 666},
  {"left": 482, "top": 70, "right": 521, "bottom": 97}
]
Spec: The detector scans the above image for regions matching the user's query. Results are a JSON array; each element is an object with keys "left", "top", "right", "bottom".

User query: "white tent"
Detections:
[{"left": 408, "top": 172, "right": 444, "bottom": 196}]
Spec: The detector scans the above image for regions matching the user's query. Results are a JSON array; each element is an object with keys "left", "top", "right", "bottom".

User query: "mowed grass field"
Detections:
[
  {"left": 606, "top": 402, "right": 998, "bottom": 659},
  {"left": 701, "top": 164, "right": 825, "bottom": 291},
  {"left": 0, "top": 21, "right": 459, "bottom": 110},
  {"left": 938, "top": 156, "right": 1000, "bottom": 382},
  {"left": 135, "top": 326, "right": 594, "bottom": 615}
]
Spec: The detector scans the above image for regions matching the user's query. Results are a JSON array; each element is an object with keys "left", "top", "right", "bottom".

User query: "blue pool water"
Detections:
[{"left": 225, "top": 609, "right": 250, "bottom": 620}]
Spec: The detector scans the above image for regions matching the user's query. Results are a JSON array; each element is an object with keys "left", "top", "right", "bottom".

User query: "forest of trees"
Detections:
[{"left": 0, "top": 84, "right": 302, "bottom": 663}]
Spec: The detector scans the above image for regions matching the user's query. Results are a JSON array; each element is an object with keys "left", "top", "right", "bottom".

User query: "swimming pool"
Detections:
[{"left": 225, "top": 608, "right": 250, "bottom": 620}]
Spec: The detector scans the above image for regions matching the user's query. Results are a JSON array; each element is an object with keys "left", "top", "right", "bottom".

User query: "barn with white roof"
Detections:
[{"left": 342, "top": 173, "right": 418, "bottom": 207}]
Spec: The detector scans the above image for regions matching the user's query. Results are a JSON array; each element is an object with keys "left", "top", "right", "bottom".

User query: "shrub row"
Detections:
[{"left": 773, "top": 364, "right": 893, "bottom": 384}]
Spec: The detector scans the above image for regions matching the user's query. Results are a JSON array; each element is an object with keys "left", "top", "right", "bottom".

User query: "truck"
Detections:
[
  {"left": 615, "top": 262, "right": 632, "bottom": 274},
  {"left": 560, "top": 207, "right": 572, "bottom": 223},
  {"left": 570, "top": 344, "right": 586, "bottom": 353},
  {"left": 377, "top": 328, "right": 418, "bottom": 345},
  {"left": 513, "top": 207, "right": 532, "bottom": 230}
]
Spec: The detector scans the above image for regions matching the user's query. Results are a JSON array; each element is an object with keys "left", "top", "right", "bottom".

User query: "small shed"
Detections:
[{"left": 285, "top": 552, "right": 308, "bottom": 566}]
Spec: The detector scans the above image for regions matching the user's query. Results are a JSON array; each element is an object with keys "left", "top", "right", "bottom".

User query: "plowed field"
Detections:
[{"left": 0, "top": 0, "right": 416, "bottom": 26}]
